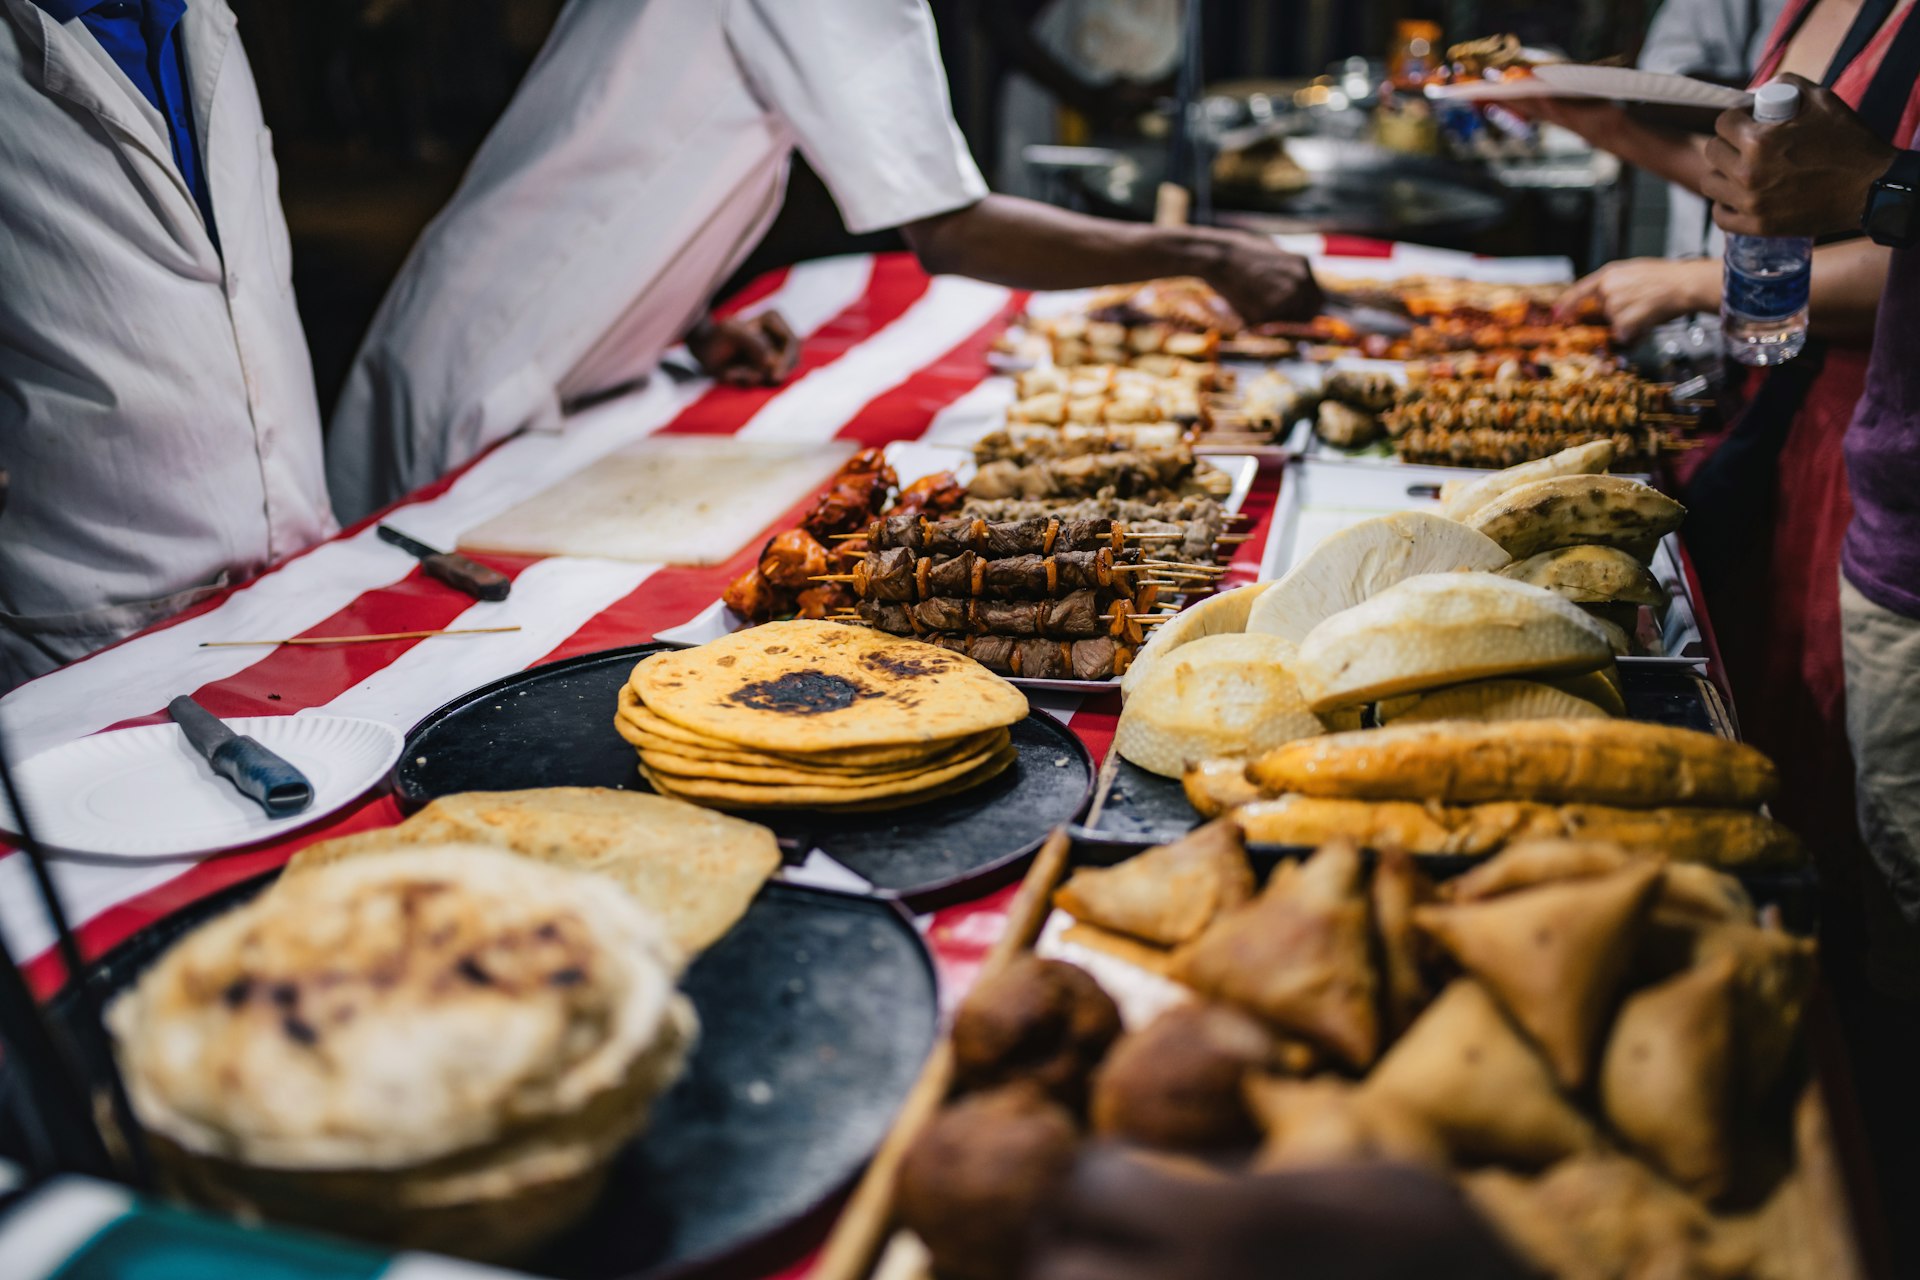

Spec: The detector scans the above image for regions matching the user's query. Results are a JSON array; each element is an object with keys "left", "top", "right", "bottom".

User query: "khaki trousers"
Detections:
[{"left": 1840, "top": 575, "right": 1920, "bottom": 927}]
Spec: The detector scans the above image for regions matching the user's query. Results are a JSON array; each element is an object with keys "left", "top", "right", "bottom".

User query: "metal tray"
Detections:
[
  {"left": 393, "top": 644, "right": 1094, "bottom": 907},
  {"left": 1257, "top": 457, "right": 1709, "bottom": 667},
  {"left": 5, "top": 874, "right": 938, "bottom": 1280},
  {"left": 1081, "top": 664, "right": 1736, "bottom": 850}
]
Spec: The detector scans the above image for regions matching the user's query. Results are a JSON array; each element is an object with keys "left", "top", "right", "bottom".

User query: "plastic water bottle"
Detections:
[{"left": 1722, "top": 82, "right": 1813, "bottom": 366}]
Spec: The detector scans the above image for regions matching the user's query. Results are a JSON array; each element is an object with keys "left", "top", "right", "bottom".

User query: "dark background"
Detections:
[{"left": 229, "top": 0, "right": 1652, "bottom": 422}]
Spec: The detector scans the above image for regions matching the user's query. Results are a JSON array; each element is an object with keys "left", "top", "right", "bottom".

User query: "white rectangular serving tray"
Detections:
[
  {"left": 654, "top": 445, "right": 1262, "bottom": 695},
  {"left": 1258, "top": 458, "right": 1707, "bottom": 669}
]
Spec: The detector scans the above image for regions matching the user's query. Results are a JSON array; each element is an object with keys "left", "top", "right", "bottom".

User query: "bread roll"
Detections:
[{"left": 1249, "top": 720, "right": 1777, "bottom": 808}]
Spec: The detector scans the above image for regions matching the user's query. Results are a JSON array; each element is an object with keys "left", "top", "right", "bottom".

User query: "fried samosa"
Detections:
[
  {"left": 1365, "top": 980, "right": 1598, "bottom": 1167},
  {"left": 1175, "top": 840, "right": 1379, "bottom": 1068},
  {"left": 1372, "top": 848, "right": 1437, "bottom": 1035},
  {"left": 1055, "top": 819, "right": 1254, "bottom": 947},
  {"left": 1600, "top": 955, "right": 1740, "bottom": 1199},
  {"left": 1243, "top": 1075, "right": 1447, "bottom": 1172},
  {"left": 1463, "top": 1155, "right": 1726, "bottom": 1280},
  {"left": 1443, "top": 838, "right": 1637, "bottom": 902},
  {"left": 1698, "top": 921, "right": 1817, "bottom": 1104},
  {"left": 1414, "top": 861, "right": 1663, "bottom": 1087}
]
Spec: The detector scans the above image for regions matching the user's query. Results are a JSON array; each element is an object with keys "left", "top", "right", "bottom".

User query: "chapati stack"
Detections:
[{"left": 616, "top": 620, "right": 1030, "bottom": 811}]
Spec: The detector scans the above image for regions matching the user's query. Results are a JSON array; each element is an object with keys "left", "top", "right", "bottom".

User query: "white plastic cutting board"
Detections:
[{"left": 457, "top": 437, "right": 858, "bottom": 565}]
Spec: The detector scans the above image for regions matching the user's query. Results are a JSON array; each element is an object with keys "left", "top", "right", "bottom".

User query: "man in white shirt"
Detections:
[
  {"left": 0, "top": 0, "right": 336, "bottom": 689},
  {"left": 326, "top": 0, "right": 1319, "bottom": 521}
]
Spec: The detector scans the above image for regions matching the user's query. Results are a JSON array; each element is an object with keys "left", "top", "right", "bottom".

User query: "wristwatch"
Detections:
[{"left": 1864, "top": 150, "right": 1920, "bottom": 248}]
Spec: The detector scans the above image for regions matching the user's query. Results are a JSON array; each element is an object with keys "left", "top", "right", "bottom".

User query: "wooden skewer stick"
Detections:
[
  {"left": 810, "top": 574, "right": 862, "bottom": 584},
  {"left": 1122, "top": 532, "right": 1185, "bottom": 541},
  {"left": 1139, "top": 559, "right": 1225, "bottom": 574},
  {"left": 828, "top": 532, "right": 869, "bottom": 541},
  {"left": 811, "top": 829, "right": 1074, "bottom": 1280},
  {"left": 1215, "top": 533, "right": 1253, "bottom": 544},
  {"left": 200, "top": 626, "right": 522, "bottom": 648}
]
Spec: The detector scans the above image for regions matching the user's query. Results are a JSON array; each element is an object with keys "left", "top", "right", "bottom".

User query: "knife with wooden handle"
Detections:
[{"left": 377, "top": 524, "right": 511, "bottom": 601}]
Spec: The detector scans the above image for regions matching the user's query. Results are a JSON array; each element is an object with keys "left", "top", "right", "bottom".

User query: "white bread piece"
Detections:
[
  {"left": 1120, "top": 580, "right": 1272, "bottom": 699},
  {"left": 1498, "top": 545, "right": 1667, "bottom": 607},
  {"left": 1467, "top": 474, "right": 1686, "bottom": 561},
  {"left": 1115, "top": 633, "right": 1321, "bottom": 778},
  {"left": 1293, "top": 573, "right": 1613, "bottom": 713},
  {"left": 1440, "top": 440, "right": 1617, "bottom": 522},
  {"left": 1246, "top": 512, "right": 1510, "bottom": 644},
  {"left": 1376, "top": 679, "right": 1613, "bottom": 726}
]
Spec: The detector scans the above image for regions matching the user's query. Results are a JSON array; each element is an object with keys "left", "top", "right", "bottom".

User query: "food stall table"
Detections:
[{"left": 0, "top": 240, "right": 1839, "bottom": 1279}]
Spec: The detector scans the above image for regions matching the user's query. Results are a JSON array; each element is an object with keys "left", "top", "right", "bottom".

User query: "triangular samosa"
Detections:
[
  {"left": 1175, "top": 840, "right": 1379, "bottom": 1068},
  {"left": 1243, "top": 1074, "right": 1446, "bottom": 1172},
  {"left": 1444, "top": 838, "right": 1637, "bottom": 902},
  {"left": 1414, "top": 861, "right": 1663, "bottom": 1087},
  {"left": 1696, "top": 920, "right": 1817, "bottom": 1104},
  {"left": 1055, "top": 818, "right": 1254, "bottom": 947},
  {"left": 1365, "top": 980, "right": 1598, "bottom": 1167},
  {"left": 1372, "top": 847, "right": 1437, "bottom": 1036},
  {"left": 1600, "top": 954, "right": 1739, "bottom": 1199}
]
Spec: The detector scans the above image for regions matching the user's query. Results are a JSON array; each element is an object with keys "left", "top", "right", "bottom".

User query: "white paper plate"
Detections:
[
  {"left": 655, "top": 452, "right": 1263, "bottom": 694},
  {"left": 1530, "top": 64, "right": 1751, "bottom": 110},
  {"left": 1426, "top": 77, "right": 1577, "bottom": 102},
  {"left": 0, "top": 716, "right": 404, "bottom": 859}
]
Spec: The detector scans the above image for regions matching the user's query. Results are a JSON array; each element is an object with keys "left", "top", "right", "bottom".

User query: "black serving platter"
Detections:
[
  {"left": 6, "top": 874, "right": 939, "bottom": 1280},
  {"left": 393, "top": 645, "right": 1094, "bottom": 908}
]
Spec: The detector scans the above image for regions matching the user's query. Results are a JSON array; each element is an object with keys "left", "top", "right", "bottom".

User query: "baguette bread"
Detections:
[
  {"left": 1230, "top": 794, "right": 1802, "bottom": 868},
  {"left": 1248, "top": 720, "right": 1776, "bottom": 808}
]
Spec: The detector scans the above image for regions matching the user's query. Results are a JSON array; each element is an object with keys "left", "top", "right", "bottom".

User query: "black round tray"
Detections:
[
  {"left": 12, "top": 872, "right": 938, "bottom": 1280},
  {"left": 393, "top": 644, "right": 1095, "bottom": 908}
]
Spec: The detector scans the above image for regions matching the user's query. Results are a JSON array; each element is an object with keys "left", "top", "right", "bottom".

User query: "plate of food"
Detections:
[
  {"left": 847, "top": 822, "right": 1846, "bottom": 1280},
  {"left": 392, "top": 626, "right": 1096, "bottom": 905},
  {"left": 660, "top": 439, "right": 1259, "bottom": 695},
  {"left": 15, "top": 816, "right": 939, "bottom": 1278},
  {"left": 1256, "top": 451, "right": 1705, "bottom": 666}
]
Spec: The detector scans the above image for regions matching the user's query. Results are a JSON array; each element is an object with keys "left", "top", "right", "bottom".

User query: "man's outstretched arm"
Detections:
[{"left": 901, "top": 194, "right": 1322, "bottom": 324}]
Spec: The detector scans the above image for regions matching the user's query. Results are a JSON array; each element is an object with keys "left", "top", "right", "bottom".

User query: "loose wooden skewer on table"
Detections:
[{"left": 199, "top": 626, "right": 522, "bottom": 648}]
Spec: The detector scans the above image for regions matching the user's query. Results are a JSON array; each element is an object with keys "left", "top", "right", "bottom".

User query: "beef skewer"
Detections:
[
  {"left": 921, "top": 632, "right": 1140, "bottom": 681},
  {"left": 855, "top": 590, "right": 1124, "bottom": 640},
  {"left": 862, "top": 515, "right": 1125, "bottom": 557}
]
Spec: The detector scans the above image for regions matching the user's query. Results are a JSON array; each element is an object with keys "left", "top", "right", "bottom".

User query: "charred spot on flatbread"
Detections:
[{"left": 728, "top": 670, "right": 877, "bottom": 716}]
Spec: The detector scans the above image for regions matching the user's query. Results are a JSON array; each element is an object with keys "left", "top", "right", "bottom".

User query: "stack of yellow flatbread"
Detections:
[{"left": 617, "top": 621, "right": 1029, "bottom": 812}]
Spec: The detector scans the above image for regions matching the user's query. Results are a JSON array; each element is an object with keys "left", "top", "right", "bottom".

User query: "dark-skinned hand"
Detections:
[
  {"left": 1702, "top": 75, "right": 1900, "bottom": 237},
  {"left": 688, "top": 311, "right": 801, "bottom": 387},
  {"left": 1206, "top": 233, "right": 1323, "bottom": 325},
  {"left": 1021, "top": 1145, "right": 1529, "bottom": 1280}
]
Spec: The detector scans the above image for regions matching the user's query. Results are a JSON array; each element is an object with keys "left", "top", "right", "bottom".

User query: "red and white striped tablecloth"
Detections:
[{"left": 0, "top": 236, "right": 1584, "bottom": 991}]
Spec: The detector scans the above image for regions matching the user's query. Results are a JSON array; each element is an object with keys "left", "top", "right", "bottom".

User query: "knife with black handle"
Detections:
[
  {"left": 377, "top": 524, "right": 512, "bottom": 601},
  {"left": 167, "top": 697, "right": 314, "bottom": 817}
]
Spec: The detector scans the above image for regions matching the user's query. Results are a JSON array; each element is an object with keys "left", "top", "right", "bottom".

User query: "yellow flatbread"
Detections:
[
  {"left": 644, "top": 741, "right": 1018, "bottom": 814},
  {"left": 630, "top": 622, "right": 1028, "bottom": 754},
  {"left": 620, "top": 681, "right": 978, "bottom": 769},
  {"left": 637, "top": 734, "right": 1011, "bottom": 810},
  {"left": 280, "top": 788, "right": 779, "bottom": 954},
  {"left": 636, "top": 731, "right": 1003, "bottom": 787},
  {"left": 618, "top": 700, "right": 998, "bottom": 777}
]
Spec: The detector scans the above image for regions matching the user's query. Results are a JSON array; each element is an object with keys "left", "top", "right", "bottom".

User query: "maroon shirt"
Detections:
[{"left": 1843, "top": 238, "right": 1920, "bottom": 618}]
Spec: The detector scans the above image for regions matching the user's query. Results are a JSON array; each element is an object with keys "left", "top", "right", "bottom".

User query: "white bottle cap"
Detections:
[{"left": 1754, "top": 81, "right": 1801, "bottom": 122}]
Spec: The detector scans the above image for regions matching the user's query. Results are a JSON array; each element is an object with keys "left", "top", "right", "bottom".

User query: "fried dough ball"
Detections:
[
  {"left": 1089, "top": 1003, "right": 1277, "bottom": 1152},
  {"left": 895, "top": 1084, "right": 1079, "bottom": 1280},
  {"left": 951, "top": 957, "right": 1122, "bottom": 1110}
]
